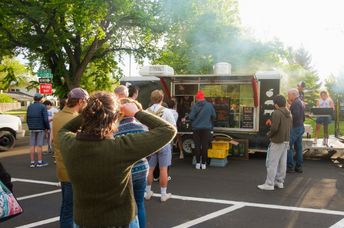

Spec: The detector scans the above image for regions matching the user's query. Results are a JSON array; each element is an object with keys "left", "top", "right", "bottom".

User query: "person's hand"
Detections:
[{"left": 120, "top": 103, "right": 139, "bottom": 117}]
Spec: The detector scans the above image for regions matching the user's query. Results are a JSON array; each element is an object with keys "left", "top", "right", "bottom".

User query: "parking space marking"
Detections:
[
  {"left": 15, "top": 216, "right": 59, "bottom": 228},
  {"left": 172, "top": 204, "right": 245, "bottom": 228},
  {"left": 152, "top": 193, "right": 344, "bottom": 216},
  {"left": 17, "top": 189, "right": 61, "bottom": 201},
  {"left": 329, "top": 218, "right": 344, "bottom": 228},
  {"left": 12, "top": 178, "right": 59, "bottom": 186}
]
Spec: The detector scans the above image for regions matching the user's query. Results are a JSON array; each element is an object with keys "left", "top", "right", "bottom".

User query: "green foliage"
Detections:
[
  {"left": 0, "top": 0, "right": 166, "bottom": 97},
  {"left": 325, "top": 73, "right": 344, "bottom": 102},
  {"left": 154, "top": 0, "right": 285, "bottom": 74},
  {"left": 0, "top": 94, "right": 14, "bottom": 103},
  {"left": 0, "top": 56, "right": 32, "bottom": 90}
]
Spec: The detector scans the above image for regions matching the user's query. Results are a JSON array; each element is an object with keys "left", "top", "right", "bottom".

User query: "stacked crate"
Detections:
[{"left": 208, "top": 141, "right": 231, "bottom": 167}]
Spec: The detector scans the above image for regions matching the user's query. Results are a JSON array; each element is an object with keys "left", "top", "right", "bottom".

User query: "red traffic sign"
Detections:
[{"left": 39, "top": 83, "right": 52, "bottom": 94}]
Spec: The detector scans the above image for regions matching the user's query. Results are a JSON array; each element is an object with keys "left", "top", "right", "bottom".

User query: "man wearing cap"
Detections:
[
  {"left": 189, "top": 90, "right": 216, "bottom": 170},
  {"left": 27, "top": 93, "right": 50, "bottom": 168},
  {"left": 52, "top": 88, "right": 89, "bottom": 228},
  {"left": 297, "top": 81, "right": 306, "bottom": 102}
]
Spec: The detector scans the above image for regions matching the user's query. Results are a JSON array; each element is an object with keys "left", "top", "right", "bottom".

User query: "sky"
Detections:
[{"left": 238, "top": 0, "right": 344, "bottom": 79}]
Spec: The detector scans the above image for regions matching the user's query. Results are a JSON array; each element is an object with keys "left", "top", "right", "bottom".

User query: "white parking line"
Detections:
[
  {"left": 12, "top": 178, "right": 59, "bottom": 186},
  {"left": 329, "top": 218, "right": 344, "bottom": 228},
  {"left": 17, "top": 189, "right": 61, "bottom": 201},
  {"left": 153, "top": 193, "right": 344, "bottom": 216},
  {"left": 15, "top": 216, "right": 59, "bottom": 228},
  {"left": 172, "top": 204, "right": 245, "bottom": 228}
]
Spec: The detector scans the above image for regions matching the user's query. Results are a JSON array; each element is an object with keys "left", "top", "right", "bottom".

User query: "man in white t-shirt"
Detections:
[
  {"left": 145, "top": 90, "right": 176, "bottom": 202},
  {"left": 43, "top": 100, "right": 59, "bottom": 153}
]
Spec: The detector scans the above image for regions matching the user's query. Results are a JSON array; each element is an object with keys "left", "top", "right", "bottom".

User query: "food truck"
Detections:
[{"left": 121, "top": 64, "right": 282, "bottom": 154}]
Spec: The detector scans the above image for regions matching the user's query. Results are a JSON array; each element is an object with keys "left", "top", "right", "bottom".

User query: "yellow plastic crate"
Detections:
[
  {"left": 208, "top": 149, "right": 229, "bottom": 158},
  {"left": 211, "top": 141, "right": 231, "bottom": 150}
]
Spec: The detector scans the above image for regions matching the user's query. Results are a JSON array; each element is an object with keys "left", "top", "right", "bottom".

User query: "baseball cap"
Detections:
[
  {"left": 34, "top": 93, "right": 43, "bottom": 99},
  {"left": 68, "top": 88, "right": 89, "bottom": 99}
]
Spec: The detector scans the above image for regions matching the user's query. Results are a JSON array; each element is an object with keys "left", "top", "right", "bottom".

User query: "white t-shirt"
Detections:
[
  {"left": 48, "top": 107, "right": 59, "bottom": 127},
  {"left": 147, "top": 104, "right": 176, "bottom": 126}
]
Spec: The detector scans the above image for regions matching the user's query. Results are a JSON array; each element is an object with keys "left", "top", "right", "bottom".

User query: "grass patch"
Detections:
[{"left": 304, "top": 118, "right": 344, "bottom": 138}]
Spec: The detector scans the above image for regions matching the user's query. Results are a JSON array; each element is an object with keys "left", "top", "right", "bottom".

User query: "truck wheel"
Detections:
[
  {"left": 0, "top": 131, "right": 15, "bottom": 151},
  {"left": 181, "top": 135, "right": 195, "bottom": 154}
]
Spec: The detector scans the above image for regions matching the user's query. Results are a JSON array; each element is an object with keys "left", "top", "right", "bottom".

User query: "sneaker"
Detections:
[
  {"left": 201, "top": 164, "right": 206, "bottom": 170},
  {"left": 153, "top": 178, "right": 159, "bottom": 182},
  {"left": 295, "top": 166, "right": 303, "bottom": 173},
  {"left": 286, "top": 167, "right": 295, "bottom": 173},
  {"left": 257, "top": 184, "right": 274, "bottom": 191},
  {"left": 144, "top": 190, "right": 154, "bottom": 200},
  {"left": 30, "top": 162, "right": 36, "bottom": 168},
  {"left": 179, "top": 153, "right": 184, "bottom": 159},
  {"left": 160, "top": 193, "right": 171, "bottom": 202},
  {"left": 36, "top": 161, "right": 48, "bottom": 168},
  {"left": 195, "top": 163, "right": 201, "bottom": 169},
  {"left": 168, "top": 176, "right": 172, "bottom": 181},
  {"left": 274, "top": 182, "right": 284, "bottom": 189}
]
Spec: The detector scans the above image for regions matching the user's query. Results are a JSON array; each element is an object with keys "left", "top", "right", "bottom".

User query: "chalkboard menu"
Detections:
[{"left": 242, "top": 107, "right": 254, "bottom": 129}]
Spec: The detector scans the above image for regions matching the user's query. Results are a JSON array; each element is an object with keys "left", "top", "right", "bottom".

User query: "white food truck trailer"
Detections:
[{"left": 121, "top": 64, "right": 282, "bottom": 154}]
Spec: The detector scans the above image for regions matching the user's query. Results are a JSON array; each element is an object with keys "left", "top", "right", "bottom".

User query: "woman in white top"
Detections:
[{"left": 313, "top": 91, "right": 334, "bottom": 146}]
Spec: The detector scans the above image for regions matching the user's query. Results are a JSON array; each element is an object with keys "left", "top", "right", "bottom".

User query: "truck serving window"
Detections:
[
  {"left": 174, "top": 84, "right": 198, "bottom": 96},
  {"left": 200, "top": 84, "right": 255, "bottom": 129}
]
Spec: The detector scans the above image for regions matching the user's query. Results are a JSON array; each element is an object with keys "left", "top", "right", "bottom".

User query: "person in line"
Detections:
[
  {"left": 258, "top": 95, "right": 292, "bottom": 190},
  {"left": 53, "top": 88, "right": 89, "bottom": 228},
  {"left": 313, "top": 90, "right": 335, "bottom": 146},
  {"left": 145, "top": 90, "right": 176, "bottom": 202},
  {"left": 114, "top": 85, "right": 129, "bottom": 98},
  {"left": 59, "top": 92, "right": 176, "bottom": 228},
  {"left": 287, "top": 88, "right": 305, "bottom": 173},
  {"left": 115, "top": 98, "right": 148, "bottom": 228},
  {"left": 128, "top": 85, "right": 139, "bottom": 100},
  {"left": 188, "top": 90, "right": 216, "bottom": 170},
  {"left": 297, "top": 81, "right": 306, "bottom": 102},
  {"left": 26, "top": 93, "right": 50, "bottom": 168},
  {"left": 43, "top": 100, "right": 59, "bottom": 154}
]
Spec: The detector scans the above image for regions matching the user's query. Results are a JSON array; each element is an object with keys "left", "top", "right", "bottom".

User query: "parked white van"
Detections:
[{"left": 0, "top": 114, "right": 25, "bottom": 151}]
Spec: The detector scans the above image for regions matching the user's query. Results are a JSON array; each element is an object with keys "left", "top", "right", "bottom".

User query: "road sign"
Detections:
[
  {"left": 37, "top": 69, "right": 53, "bottom": 78},
  {"left": 38, "top": 78, "right": 52, "bottom": 83},
  {"left": 39, "top": 83, "right": 52, "bottom": 94}
]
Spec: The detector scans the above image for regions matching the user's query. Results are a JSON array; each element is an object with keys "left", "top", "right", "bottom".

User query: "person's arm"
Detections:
[
  {"left": 42, "top": 106, "right": 50, "bottom": 130},
  {"left": 188, "top": 105, "right": 197, "bottom": 121},
  {"left": 267, "top": 111, "right": 280, "bottom": 138},
  {"left": 58, "top": 115, "right": 82, "bottom": 143},
  {"left": 115, "top": 110, "right": 176, "bottom": 163}
]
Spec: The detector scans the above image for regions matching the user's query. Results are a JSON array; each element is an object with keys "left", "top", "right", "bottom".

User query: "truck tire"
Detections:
[
  {"left": 0, "top": 131, "right": 15, "bottom": 151},
  {"left": 181, "top": 135, "right": 195, "bottom": 154}
]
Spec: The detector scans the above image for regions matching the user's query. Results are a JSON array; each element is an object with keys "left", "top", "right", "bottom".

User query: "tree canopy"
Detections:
[{"left": 0, "top": 0, "right": 165, "bottom": 97}]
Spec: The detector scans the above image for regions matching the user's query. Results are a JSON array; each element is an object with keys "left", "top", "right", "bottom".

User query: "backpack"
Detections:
[{"left": 147, "top": 106, "right": 165, "bottom": 118}]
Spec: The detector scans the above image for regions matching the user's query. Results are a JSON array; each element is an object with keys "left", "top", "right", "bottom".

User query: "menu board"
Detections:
[{"left": 242, "top": 107, "right": 254, "bottom": 129}]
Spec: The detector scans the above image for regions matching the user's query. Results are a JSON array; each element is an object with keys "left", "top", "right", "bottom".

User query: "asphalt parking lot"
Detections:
[{"left": 1, "top": 137, "right": 344, "bottom": 228}]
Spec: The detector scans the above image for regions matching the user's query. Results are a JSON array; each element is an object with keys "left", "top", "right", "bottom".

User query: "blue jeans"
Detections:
[
  {"left": 287, "top": 126, "right": 305, "bottom": 169},
  {"left": 60, "top": 182, "right": 73, "bottom": 228},
  {"left": 130, "top": 169, "right": 147, "bottom": 228}
]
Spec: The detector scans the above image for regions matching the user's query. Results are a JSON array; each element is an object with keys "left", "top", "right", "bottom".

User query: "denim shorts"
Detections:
[
  {"left": 148, "top": 144, "right": 171, "bottom": 168},
  {"left": 29, "top": 130, "right": 46, "bottom": 146}
]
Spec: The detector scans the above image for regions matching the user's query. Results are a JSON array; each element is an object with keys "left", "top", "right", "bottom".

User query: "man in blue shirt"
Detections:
[
  {"left": 26, "top": 93, "right": 50, "bottom": 168},
  {"left": 287, "top": 88, "right": 305, "bottom": 173}
]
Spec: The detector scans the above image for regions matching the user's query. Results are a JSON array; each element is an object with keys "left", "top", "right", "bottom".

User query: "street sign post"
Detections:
[
  {"left": 37, "top": 69, "right": 53, "bottom": 78},
  {"left": 39, "top": 83, "right": 53, "bottom": 94}
]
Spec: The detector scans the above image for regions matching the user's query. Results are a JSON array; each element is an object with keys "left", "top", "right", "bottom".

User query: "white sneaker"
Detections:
[
  {"left": 274, "top": 182, "right": 284, "bottom": 189},
  {"left": 179, "top": 153, "right": 184, "bottom": 159},
  {"left": 195, "top": 163, "right": 201, "bottom": 169},
  {"left": 144, "top": 190, "right": 154, "bottom": 200},
  {"left": 257, "top": 184, "right": 274, "bottom": 191},
  {"left": 161, "top": 193, "right": 172, "bottom": 202},
  {"left": 201, "top": 164, "right": 206, "bottom": 170}
]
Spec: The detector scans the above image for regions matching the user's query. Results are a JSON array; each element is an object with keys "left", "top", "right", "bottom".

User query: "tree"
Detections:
[
  {"left": 0, "top": 0, "right": 165, "bottom": 97},
  {"left": 154, "top": 0, "right": 286, "bottom": 74},
  {"left": 0, "top": 56, "right": 32, "bottom": 91}
]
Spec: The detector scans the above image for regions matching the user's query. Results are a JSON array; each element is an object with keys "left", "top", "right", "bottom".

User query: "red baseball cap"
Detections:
[{"left": 196, "top": 90, "right": 205, "bottom": 100}]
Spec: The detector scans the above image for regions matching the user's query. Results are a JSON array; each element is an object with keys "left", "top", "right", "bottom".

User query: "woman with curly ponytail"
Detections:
[{"left": 58, "top": 91, "right": 176, "bottom": 228}]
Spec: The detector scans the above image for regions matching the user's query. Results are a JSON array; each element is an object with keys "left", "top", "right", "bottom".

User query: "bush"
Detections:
[{"left": 0, "top": 94, "right": 14, "bottom": 103}]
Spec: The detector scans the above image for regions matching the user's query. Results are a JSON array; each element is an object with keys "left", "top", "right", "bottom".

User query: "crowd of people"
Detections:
[{"left": 2, "top": 80, "right": 331, "bottom": 227}]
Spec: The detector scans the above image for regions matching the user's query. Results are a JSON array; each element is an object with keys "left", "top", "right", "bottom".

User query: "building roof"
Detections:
[{"left": 5, "top": 91, "right": 33, "bottom": 102}]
